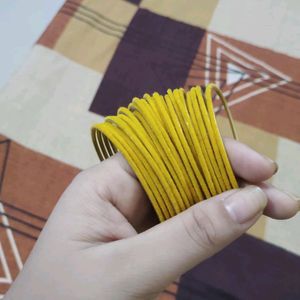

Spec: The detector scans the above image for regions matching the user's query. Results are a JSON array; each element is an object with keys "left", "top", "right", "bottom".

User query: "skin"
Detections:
[{"left": 5, "top": 138, "right": 299, "bottom": 300}]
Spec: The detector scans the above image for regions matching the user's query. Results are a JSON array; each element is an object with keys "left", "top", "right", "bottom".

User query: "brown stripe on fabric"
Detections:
[
  {"left": 184, "top": 31, "right": 208, "bottom": 90},
  {"left": 0, "top": 136, "right": 79, "bottom": 223},
  {"left": 165, "top": 282, "right": 179, "bottom": 295},
  {"left": 0, "top": 226, "right": 19, "bottom": 293},
  {"left": 157, "top": 281, "right": 179, "bottom": 299},
  {"left": 185, "top": 31, "right": 300, "bottom": 142},
  {"left": 221, "top": 89, "right": 300, "bottom": 142},
  {"left": 158, "top": 292, "right": 176, "bottom": 300},
  {"left": 53, "top": 0, "right": 137, "bottom": 74},
  {"left": 37, "top": 0, "right": 84, "bottom": 48},
  {"left": 0, "top": 134, "right": 79, "bottom": 293}
]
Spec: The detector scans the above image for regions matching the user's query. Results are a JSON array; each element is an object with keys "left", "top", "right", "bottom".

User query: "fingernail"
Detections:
[
  {"left": 273, "top": 162, "right": 279, "bottom": 174},
  {"left": 223, "top": 186, "right": 268, "bottom": 224},
  {"left": 262, "top": 155, "right": 278, "bottom": 174}
]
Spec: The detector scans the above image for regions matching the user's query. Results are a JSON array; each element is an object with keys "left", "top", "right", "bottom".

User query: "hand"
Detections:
[{"left": 5, "top": 138, "right": 299, "bottom": 300}]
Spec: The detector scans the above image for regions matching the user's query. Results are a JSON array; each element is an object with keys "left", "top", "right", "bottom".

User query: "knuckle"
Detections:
[
  {"left": 73, "top": 170, "right": 87, "bottom": 181},
  {"left": 183, "top": 205, "right": 217, "bottom": 250},
  {"left": 72, "top": 170, "right": 90, "bottom": 185},
  {"left": 71, "top": 168, "right": 111, "bottom": 200},
  {"left": 70, "top": 170, "right": 96, "bottom": 194}
]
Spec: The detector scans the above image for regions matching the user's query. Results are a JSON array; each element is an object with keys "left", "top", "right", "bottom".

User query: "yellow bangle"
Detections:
[{"left": 91, "top": 84, "right": 239, "bottom": 222}]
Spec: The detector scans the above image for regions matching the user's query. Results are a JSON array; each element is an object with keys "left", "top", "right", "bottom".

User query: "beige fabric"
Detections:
[
  {"left": 55, "top": 0, "right": 137, "bottom": 73},
  {"left": 140, "top": 0, "right": 218, "bottom": 28},
  {"left": 0, "top": 45, "right": 103, "bottom": 169},
  {"left": 209, "top": 0, "right": 300, "bottom": 59}
]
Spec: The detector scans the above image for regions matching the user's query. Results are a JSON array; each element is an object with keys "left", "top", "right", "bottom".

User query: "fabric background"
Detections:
[{"left": 0, "top": 0, "right": 300, "bottom": 298}]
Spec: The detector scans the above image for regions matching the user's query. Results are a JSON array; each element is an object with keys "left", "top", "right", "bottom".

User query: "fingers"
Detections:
[
  {"left": 81, "top": 153, "right": 157, "bottom": 232},
  {"left": 124, "top": 186, "right": 267, "bottom": 292},
  {"left": 82, "top": 137, "right": 281, "bottom": 230},
  {"left": 224, "top": 138, "right": 277, "bottom": 182},
  {"left": 258, "top": 182, "right": 300, "bottom": 219},
  {"left": 239, "top": 181, "right": 300, "bottom": 219},
  {"left": 106, "top": 153, "right": 158, "bottom": 231},
  {"left": 103, "top": 138, "right": 277, "bottom": 183}
]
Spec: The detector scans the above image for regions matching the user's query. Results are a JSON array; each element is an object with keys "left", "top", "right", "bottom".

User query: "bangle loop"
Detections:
[{"left": 91, "top": 84, "right": 239, "bottom": 222}]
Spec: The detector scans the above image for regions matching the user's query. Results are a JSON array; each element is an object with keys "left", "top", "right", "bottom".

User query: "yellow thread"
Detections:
[
  {"left": 152, "top": 92, "right": 196, "bottom": 205},
  {"left": 129, "top": 98, "right": 184, "bottom": 214},
  {"left": 165, "top": 91, "right": 205, "bottom": 200},
  {"left": 95, "top": 122, "right": 168, "bottom": 221},
  {"left": 91, "top": 84, "right": 238, "bottom": 221},
  {"left": 195, "top": 86, "right": 231, "bottom": 190},
  {"left": 108, "top": 115, "right": 177, "bottom": 217},
  {"left": 186, "top": 90, "right": 221, "bottom": 195},
  {"left": 204, "top": 84, "right": 238, "bottom": 189}
]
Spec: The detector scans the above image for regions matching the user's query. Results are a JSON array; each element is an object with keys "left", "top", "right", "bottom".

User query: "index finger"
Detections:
[{"left": 224, "top": 138, "right": 277, "bottom": 183}]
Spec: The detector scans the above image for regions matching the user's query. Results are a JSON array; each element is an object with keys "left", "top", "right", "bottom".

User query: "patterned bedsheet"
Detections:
[{"left": 0, "top": 1, "right": 299, "bottom": 298}]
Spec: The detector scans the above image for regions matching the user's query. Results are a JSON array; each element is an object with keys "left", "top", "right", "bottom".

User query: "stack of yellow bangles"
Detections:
[{"left": 91, "top": 83, "right": 238, "bottom": 222}]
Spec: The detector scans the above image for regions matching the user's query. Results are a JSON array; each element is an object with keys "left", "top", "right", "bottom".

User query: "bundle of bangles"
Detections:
[{"left": 91, "top": 84, "right": 238, "bottom": 222}]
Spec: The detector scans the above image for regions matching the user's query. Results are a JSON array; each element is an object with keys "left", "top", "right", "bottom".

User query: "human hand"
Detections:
[{"left": 5, "top": 138, "right": 299, "bottom": 300}]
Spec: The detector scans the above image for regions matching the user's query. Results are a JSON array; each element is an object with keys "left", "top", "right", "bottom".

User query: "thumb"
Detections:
[{"left": 127, "top": 185, "right": 267, "bottom": 293}]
